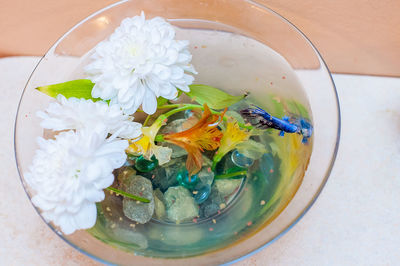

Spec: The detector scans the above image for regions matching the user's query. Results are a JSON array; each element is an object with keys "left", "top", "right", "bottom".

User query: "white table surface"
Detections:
[{"left": 1, "top": 57, "right": 399, "bottom": 266}]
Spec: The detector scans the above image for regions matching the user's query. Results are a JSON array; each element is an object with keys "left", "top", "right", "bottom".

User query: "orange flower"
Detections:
[{"left": 164, "top": 104, "right": 225, "bottom": 175}]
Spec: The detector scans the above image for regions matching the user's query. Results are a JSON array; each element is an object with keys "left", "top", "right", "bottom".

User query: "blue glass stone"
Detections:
[
  {"left": 184, "top": 109, "right": 194, "bottom": 119},
  {"left": 176, "top": 170, "right": 198, "bottom": 190},
  {"left": 134, "top": 155, "right": 158, "bottom": 173},
  {"left": 231, "top": 150, "right": 254, "bottom": 168},
  {"left": 194, "top": 184, "right": 211, "bottom": 204}
]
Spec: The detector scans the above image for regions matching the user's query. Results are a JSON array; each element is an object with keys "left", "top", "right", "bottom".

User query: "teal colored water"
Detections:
[{"left": 88, "top": 96, "right": 312, "bottom": 258}]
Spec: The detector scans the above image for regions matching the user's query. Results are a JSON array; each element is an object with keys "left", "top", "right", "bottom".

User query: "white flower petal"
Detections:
[
  {"left": 85, "top": 13, "right": 196, "bottom": 115},
  {"left": 142, "top": 89, "right": 157, "bottom": 114},
  {"left": 73, "top": 202, "right": 98, "bottom": 230},
  {"left": 58, "top": 214, "right": 76, "bottom": 235},
  {"left": 38, "top": 95, "right": 142, "bottom": 139},
  {"left": 25, "top": 130, "right": 128, "bottom": 234},
  {"left": 93, "top": 174, "right": 115, "bottom": 190}
]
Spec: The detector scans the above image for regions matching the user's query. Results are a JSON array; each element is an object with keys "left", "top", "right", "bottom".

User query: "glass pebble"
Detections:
[
  {"left": 194, "top": 184, "right": 211, "bottom": 204},
  {"left": 135, "top": 155, "right": 158, "bottom": 173},
  {"left": 184, "top": 109, "right": 194, "bottom": 119},
  {"left": 196, "top": 167, "right": 214, "bottom": 186},
  {"left": 176, "top": 170, "right": 198, "bottom": 190},
  {"left": 231, "top": 150, "right": 254, "bottom": 168}
]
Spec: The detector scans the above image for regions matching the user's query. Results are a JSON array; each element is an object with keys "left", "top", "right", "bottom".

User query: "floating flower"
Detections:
[
  {"left": 85, "top": 12, "right": 197, "bottom": 115},
  {"left": 127, "top": 120, "right": 172, "bottom": 165},
  {"left": 164, "top": 104, "right": 225, "bottom": 175},
  {"left": 212, "top": 120, "right": 251, "bottom": 167},
  {"left": 37, "top": 95, "right": 142, "bottom": 139},
  {"left": 25, "top": 129, "right": 128, "bottom": 234}
]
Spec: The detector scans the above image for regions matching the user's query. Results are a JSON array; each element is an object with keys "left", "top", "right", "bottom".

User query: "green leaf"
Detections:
[
  {"left": 186, "top": 84, "right": 246, "bottom": 109},
  {"left": 270, "top": 96, "right": 285, "bottom": 117},
  {"left": 157, "top": 96, "right": 169, "bottom": 106},
  {"left": 236, "top": 139, "right": 268, "bottom": 160},
  {"left": 157, "top": 91, "right": 183, "bottom": 107},
  {"left": 286, "top": 100, "right": 310, "bottom": 119},
  {"left": 35, "top": 79, "right": 99, "bottom": 101},
  {"left": 294, "top": 101, "right": 310, "bottom": 120},
  {"left": 268, "top": 142, "right": 279, "bottom": 156},
  {"left": 225, "top": 110, "right": 245, "bottom": 124}
]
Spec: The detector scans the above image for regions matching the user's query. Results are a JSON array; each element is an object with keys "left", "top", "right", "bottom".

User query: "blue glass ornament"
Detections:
[
  {"left": 231, "top": 150, "right": 254, "bottom": 168},
  {"left": 176, "top": 170, "right": 198, "bottom": 190},
  {"left": 194, "top": 184, "right": 211, "bottom": 204},
  {"left": 135, "top": 155, "right": 158, "bottom": 172}
]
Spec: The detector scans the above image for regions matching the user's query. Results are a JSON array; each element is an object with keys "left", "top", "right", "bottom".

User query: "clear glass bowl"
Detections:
[{"left": 14, "top": 0, "right": 340, "bottom": 264}]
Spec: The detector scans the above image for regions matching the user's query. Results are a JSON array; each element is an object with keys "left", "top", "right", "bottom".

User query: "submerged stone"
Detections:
[
  {"left": 199, "top": 186, "right": 224, "bottom": 218},
  {"left": 153, "top": 188, "right": 165, "bottom": 204},
  {"left": 164, "top": 157, "right": 186, "bottom": 177},
  {"left": 99, "top": 191, "right": 124, "bottom": 224},
  {"left": 141, "top": 167, "right": 172, "bottom": 192},
  {"left": 141, "top": 157, "right": 183, "bottom": 192},
  {"left": 153, "top": 190, "right": 166, "bottom": 220},
  {"left": 214, "top": 179, "right": 242, "bottom": 198},
  {"left": 148, "top": 223, "right": 203, "bottom": 246},
  {"left": 196, "top": 166, "right": 214, "bottom": 187},
  {"left": 115, "top": 166, "right": 136, "bottom": 188},
  {"left": 161, "top": 142, "right": 188, "bottom": 159},
  {"left": 161, "top": 226, "right": 202, "bottom": 246},
  {"left": 203, "top": 203, "right": 220, "bottom": 218},
  {"left": 164, "top": 186, "right": 199, "bottom": 222},
  {"left": 202, "top": 155, "right": 212, "bottom": 167},
  {"left": 160, "top": 118, "right": 187, "bottom": 134},
  {"left": 109, "top": 227, "right": 148, "bottom": 250},
  {"left": 121, "top": 175, "right": 155, "bottom": 224}
]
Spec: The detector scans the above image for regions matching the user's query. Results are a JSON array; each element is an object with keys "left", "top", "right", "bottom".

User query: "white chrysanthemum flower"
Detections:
[
  {"left": 25, "top": 130, "right": 128, "bottom": 234},
  {"left": 37, "top": 95, "right": 142, "bottom": 139},
  {"left": 85, "top": 12, "right": 197, "bottom": 115}
]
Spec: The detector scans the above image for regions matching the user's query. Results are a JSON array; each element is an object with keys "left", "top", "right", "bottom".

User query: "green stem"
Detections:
[
  {"left": 153, "top": 104, "right": 214, "bottom": 144},
  {"left": 159, "top": 103, "right": 221, "bottom": 116},
  {"left": 158, "top": 103, "right": 204, "bottom": 111},
  {"left": 211, "top": 160, "right": 218, "bottom": 171},
  {"left": 154, "top": 105, "right": 202, "bottom": 127},
  {"left": 155, "top": 134, "right": 165, "bottom": 142},
  {"left": 211, "top": 152, "right": 224, "bottom": 170},
  {"left": 106, "top": 187, "right": 150, "bottom": 203},
  {"left": 143, "top": 114, "right": 152, "bottom": 127},
  {"left": 237, "top": 121, "right": 254, "bottom": 130},
  {"left": 157, "top": 104, "right": 183, "bottom": 109},
  {"left": 215, "top": 170, "right": 247, "bottom": 179},
  {"left": 158, "top": 103, "right": 253, "bottom": 130}
]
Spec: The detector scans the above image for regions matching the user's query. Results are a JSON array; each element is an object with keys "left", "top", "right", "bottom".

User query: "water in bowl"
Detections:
[{"left": 86, "top": 25, "right": 313, "bottom": 258}]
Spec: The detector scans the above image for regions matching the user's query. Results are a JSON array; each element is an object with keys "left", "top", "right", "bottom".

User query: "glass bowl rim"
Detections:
[{"left": 13, "top": 0, "right": 341, "bottom": 264}]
